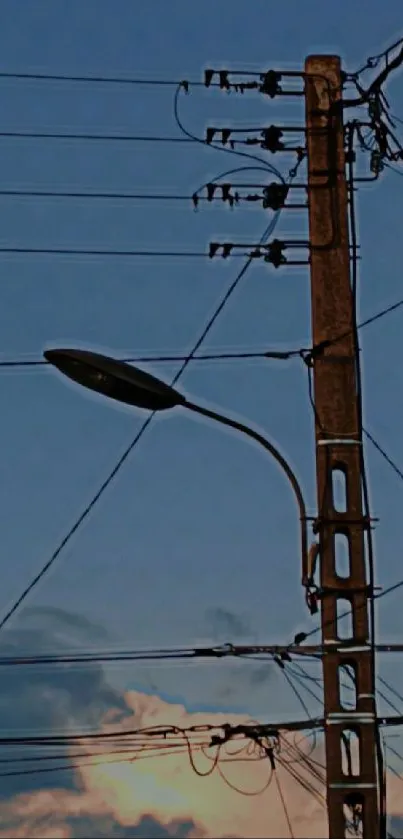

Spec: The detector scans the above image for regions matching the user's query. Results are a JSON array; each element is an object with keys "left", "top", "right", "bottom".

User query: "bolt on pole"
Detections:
[{"left": 304, "top": 55, "right": 380, "bottom": 838}]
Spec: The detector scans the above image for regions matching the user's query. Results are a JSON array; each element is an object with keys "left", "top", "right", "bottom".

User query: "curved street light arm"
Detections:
[{"left": 185, "top": 399, "right": 310, "bottom": 587}]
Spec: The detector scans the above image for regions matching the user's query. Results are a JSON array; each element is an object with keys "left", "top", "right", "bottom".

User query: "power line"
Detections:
[
  {"left": 0, "top": 641, "right": 401, "bottom": 668},
  {"left": 0, "top": 743, "right": 197, "bottom": 766},
  {"left": 0, "top": 725, "right": 315, "bottom": 785},
  {"left": 0, "top": 189, "right": 205, "bottom": 200},
  {"left": 0, "top": 162, "right": 288, "bottom": 206},
  {"left": 0, "top": 188, "right": 225, "bottom": 201},
  {"left": 0, "top": 720, "right": 319, "bottom": 748},
  {"left": 0, "top": 67, "right": 298, "bottom": 92},
  {"left": 173, "top": 82, "right": 287, "bottom": 176},
  {"left": 355, "top": 297, "right": 403, "bottom": 333},
  {"left": 344, "top": 39, "right": 403, "bottom": 107},
  {"left": 0, "top": 130, "right": 194, "bottom": 143},
  {"left": 0, "top": 70, "right": 207, "bottom": 87},
  {"left": 2, "top": 714, "right": 402, "bottom": 752},
  {"left": 0, "top": 750, "right": 180, "bottom": 780},
  {"left": 0, "top": 348, "right": 301, "bottom": 369},
  {"left": 0, "top": 247, "right": 219, "bottom": 257},
  {"left": 290, "top": 575, "right": 403, "bottom": 650},
  {"left": 384, "top": 161, "right": 403, "bottom": 176},
  {"left": 273, "top": 769, "right": 295, "bottom": 838},
  {"left": 349, "top": 37, "right": 403, "bottom": 81},
  {"left": 0, "top": 728, "right": 216, "bottom": 747},
  {"left": 278, "top": 755, "right": 325, "bottom": 812},
  {"left": 378, "top": 677, "right": 403, "bottom": 710},
  {"left": 310, "top": 295, "right": 403, "bottom": 359},
  {"left": 1, "top": 291, "right": 403, "bottom": 370},
  {"left": 363, "top": 427, "right": 403, "bottom": 483},
  {"left": 0, "top": 734, "right": 223, "bottom": 781},
  {"left": 0, "top": 186, "right": 296, "bottom": 204}
]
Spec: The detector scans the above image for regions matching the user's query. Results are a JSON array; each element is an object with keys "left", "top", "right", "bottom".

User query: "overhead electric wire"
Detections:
[
  {"left": 290, "top": 576, "right": 403, "bottom": 649},
  {"left": 0, "top": 188, "right": 232, "bottom": 200},
  {"left": 0, "top": 741, "right": 263, "bottom": 771},
  {"left": 279, "top": 735, "right": 325, "bottom": 787},
  {"left": 309, "top": 294, "right": 403, "bottom": 358},
  {"left": 0, "top": 160, "right": 290, "bottom": 260},
  {"left": 0, "top": 723, "right": 219, "bottom": 746},
  {"left": 384, "top": 741, "right": 403, "bottom": 770},
  {"left": 363, "top": 427, "right": 403, "bottom": 483},
  {"left": 0, "top": 730, "right": 278, "bottom": 784},
  {"left": 3, "top": 254, "right": 403, "bottom": 370},
  {"left": 281, "top": 730, "right": 326, "bottom": 775},
  {"left": 276, "top": 657, "right": 324, "bottom": 793},
  {"left": 276, "top": 753, "right": 325, "bottom": 811},
  {"left": 0, "top": 349, "right": 294, "bottom": 368},
  {"left": 384, "top": 161, "right": 403, "bottom": 177},
  {"left": 215, "top": 750, "right": 274, "bottom": 796},
  {"left": 0, "top": 246, "right": 242, "bottom": 257},
  {"left": 0, "top": 163, "right": 280, "bottom": 205},
  {"left": 0, "top": 161, "right": 293, "bottom": 260},
  {"left": 0, "top": 347, "right": 302, "bottom": 369},
  {"left": 0, "top": 70, "right": 209, "bottom": 87},
  {"left": 0, "top": 130, "right": 194, "bottom": 143},
  {"left": 0, "top": 187, "right": 269, "bottom": 201},
  {"left": 0, "top": 640, "right": 402, "bottom": 668},
  {"left": 273, "top": 768, "right": 295, "bottom": 837},
  {"left": 0, "top": 741, "right": 194, "bottom": 770},
  {"left": 274, "top": 662, "right": 327, "bottom": 818},
  {"left": 0, "top": 165, "right": 286, "bottom": 203},
  {"left": 0, "top": 646, "right": 304, "bottom": 666},
  {"left": 0, "top": 589, "right": 388, "bottom": 676},
  {"left": 283, "top": 665, "right": 323, "bottom": 708},
  {"left": 279, "top": 663, "right": 319, "bottom": 743},
  {"left": 0, "top": 742, "right": 210, "bottom": 780},
  {"left": 3, "top": 714, "right": 403, "bottom": 752},
  {"left": 173, "top": 82, "right": 289, "bottom": 177},
  {"left": 377, "top": 686, "right": 402, "bottom": 717},
  {"left": 0, "top": 67, "right": 290, "bottom": 90},
  {"left": 344, "top": 39, "right": 403, "bottom": 108},
  {"left": 349, "top": 37, "right": 403, "bottom": 81},
  {"left": 0, "top": 748, "right": 135, "bottom": 766},
  {"left": 378, "top": 676, "right": 403, "bottom": 710}
]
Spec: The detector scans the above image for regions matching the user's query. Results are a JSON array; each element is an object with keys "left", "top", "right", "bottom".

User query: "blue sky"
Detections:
[{"left": 0, "top": 0, "right": 403, "bottom": 735}]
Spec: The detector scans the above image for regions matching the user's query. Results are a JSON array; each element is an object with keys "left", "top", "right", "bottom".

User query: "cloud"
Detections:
[
  {"left": 1, "top": 609, "right": 402, "bottom": 838},
  {"left": 205, "top": 608, "right": 251, "bottom": 641},
  {"left": 1, "top": 676, "right": 329, "bottom": 838},
  {"left": 0, "top": 611, "right": 128, "bottom": 737},
  {"left": 9, "top": 607, "right": 110, "bottom": 641},
  {"left": 62, "top": 814, "right": 197, "bottom": 838},
  {"left": 0, "top": 607, "right": 130, "bottom": 806},
  {"left": 203, "top": 607, "right": 273, "bottom": 692},
  {"left": 75, "top": 695, "right": 331, "bottom": 838},
  {"left": 0, "top": 789, "right": 198, "bottom": 838}
]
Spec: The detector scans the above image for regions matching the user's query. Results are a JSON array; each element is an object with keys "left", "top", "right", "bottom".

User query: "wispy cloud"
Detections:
[{"left": 205, "top": 608, "right": 252, "bottom": 642}]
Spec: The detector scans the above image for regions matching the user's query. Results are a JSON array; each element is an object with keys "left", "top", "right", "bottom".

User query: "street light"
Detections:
[{"left": 44, "top": 347, "right": 309, "bottom": 584}]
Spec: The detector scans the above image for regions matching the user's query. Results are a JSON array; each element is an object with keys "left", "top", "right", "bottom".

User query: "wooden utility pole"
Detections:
[{"left": 304, "top": 56, "right": 380, "bottom": 838}]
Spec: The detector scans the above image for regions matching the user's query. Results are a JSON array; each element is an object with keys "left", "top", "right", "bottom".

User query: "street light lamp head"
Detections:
[{"left": 43, "top": 348, "right": 186, "bottom": 411}]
